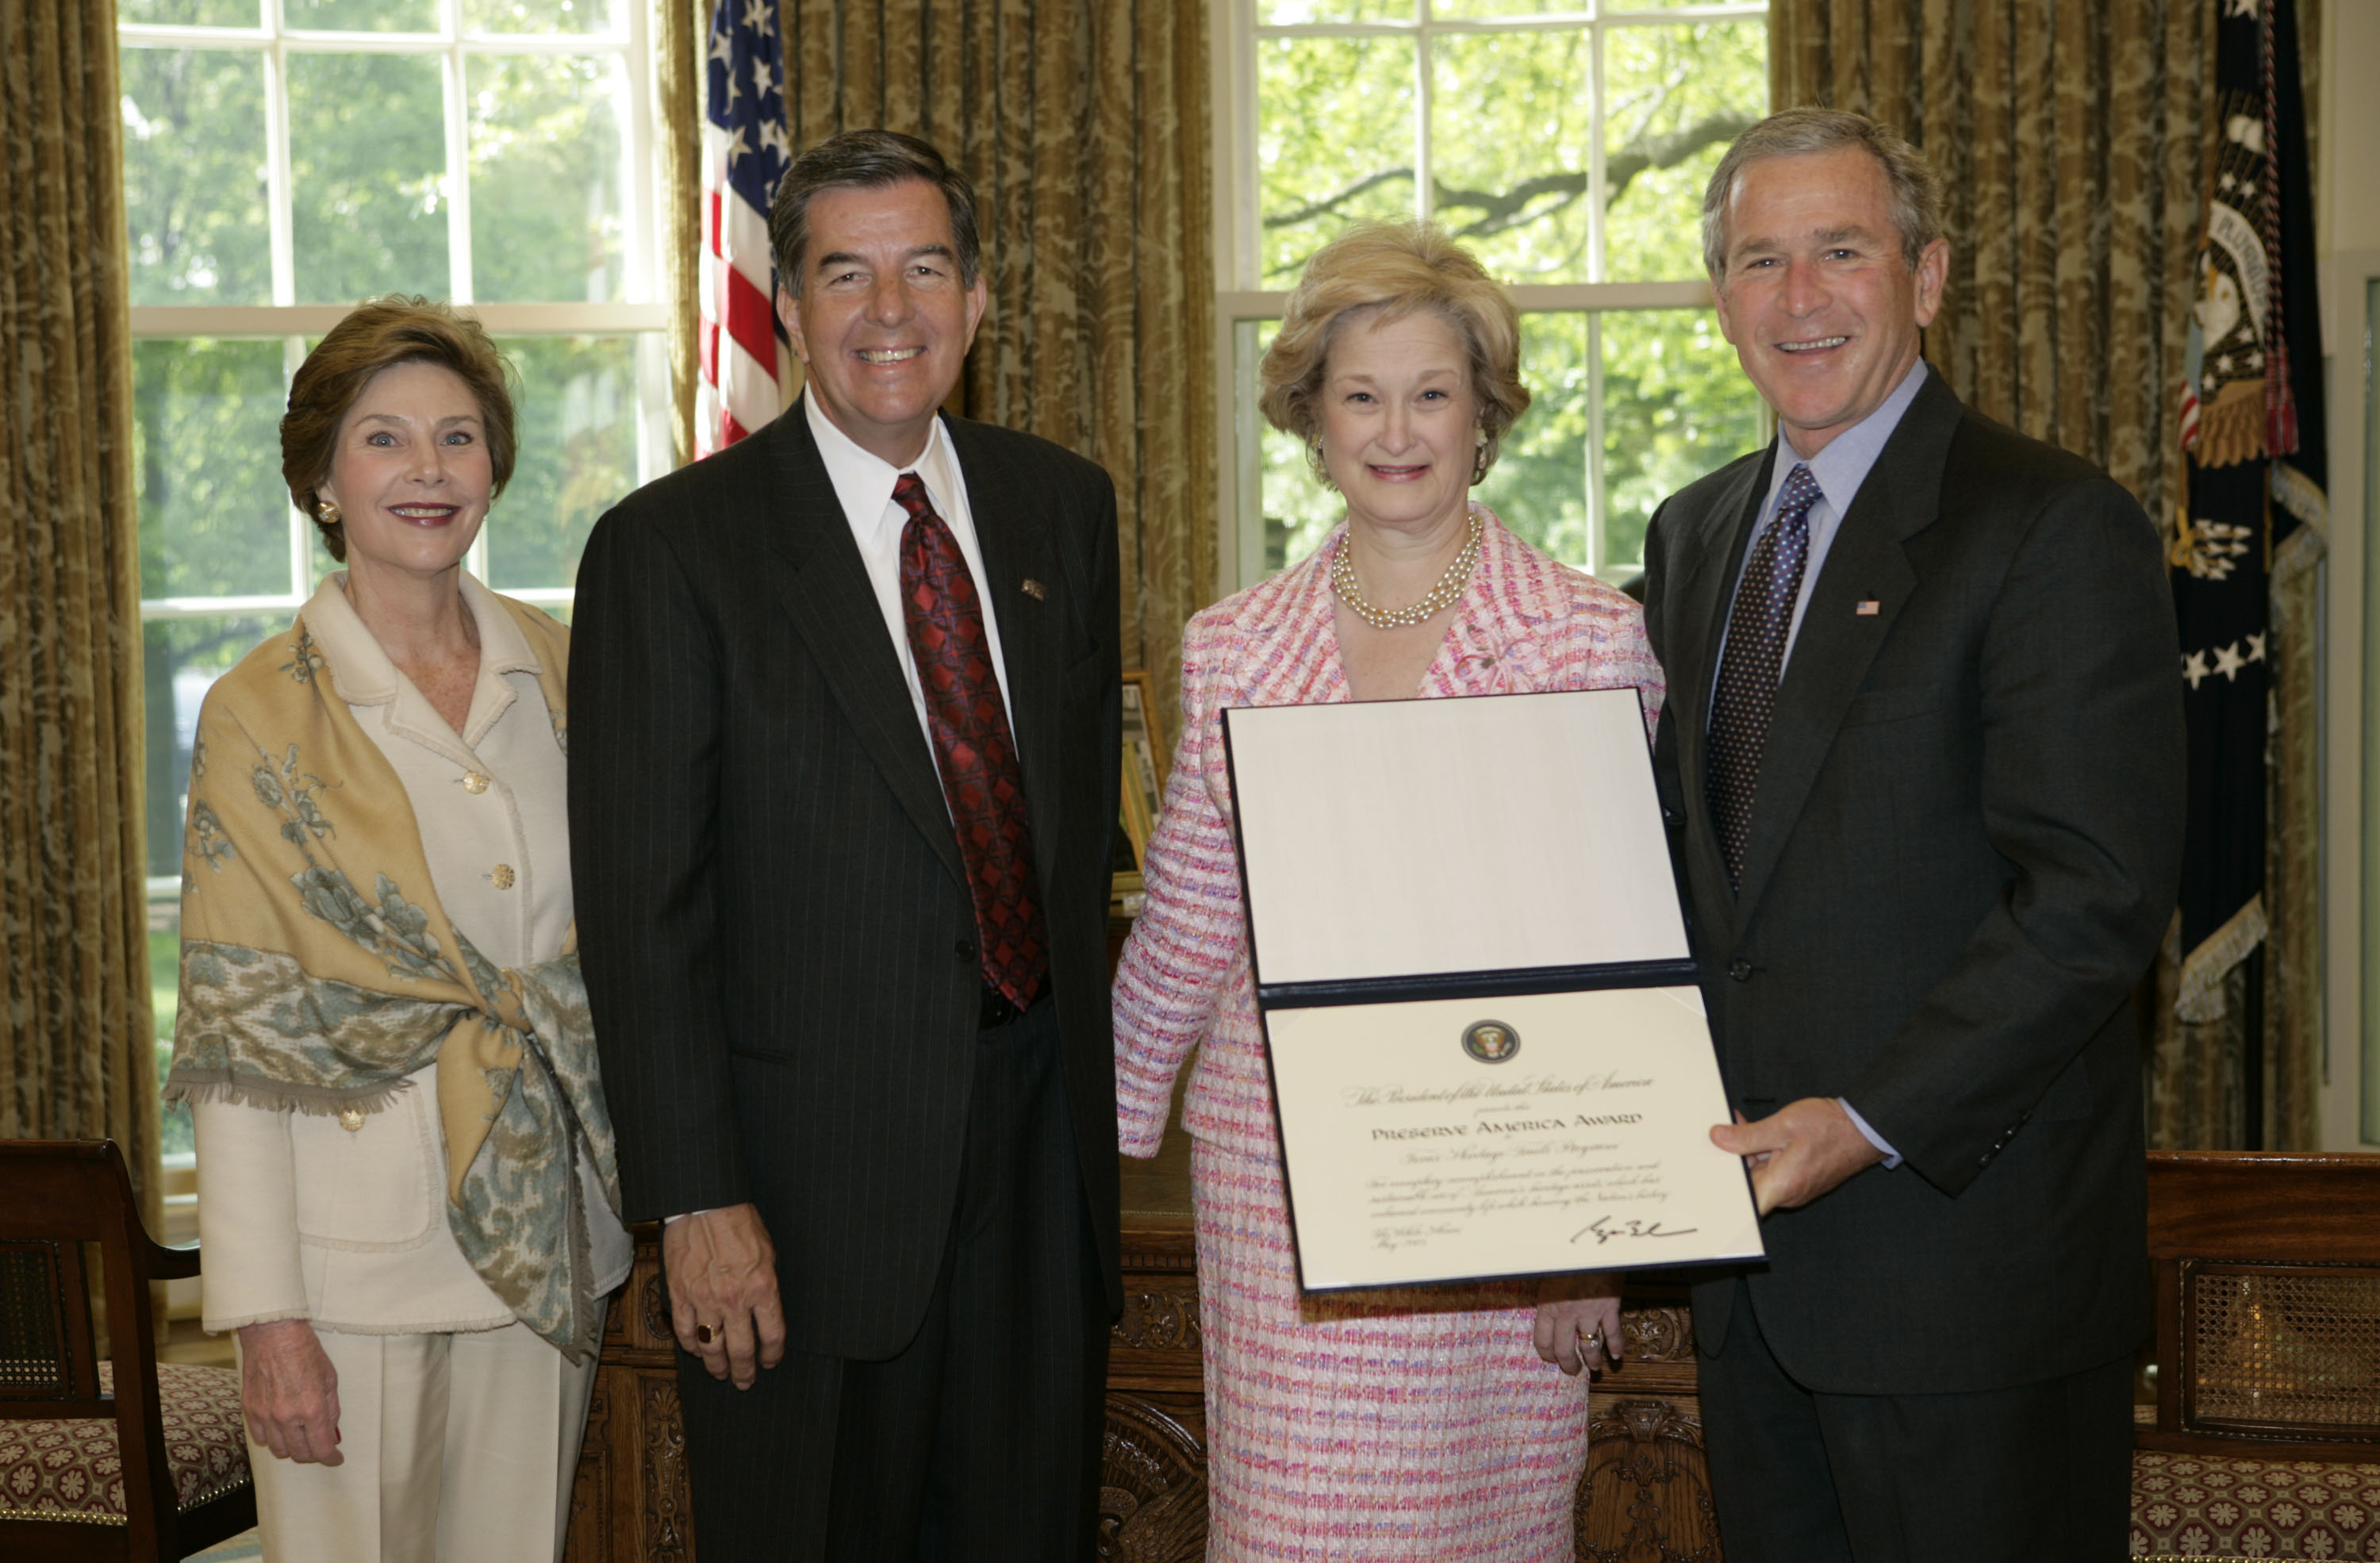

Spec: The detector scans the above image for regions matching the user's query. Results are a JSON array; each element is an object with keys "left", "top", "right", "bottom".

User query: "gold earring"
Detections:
[
  {"left": 315, "top": 500, "right": 342, "bottom": 525},
  {"left": 1472, "top": 436, "right": 1490, "bottom": 485}
]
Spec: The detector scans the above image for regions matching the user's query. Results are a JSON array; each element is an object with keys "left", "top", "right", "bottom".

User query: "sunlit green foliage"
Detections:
[
  {"left": 1254, "top": 18, "right": 1764, "bottom": 287},
  {"left": 464, "top": 0, "right": 624, "bottom": 33},
  {"left": 289, "top": 52, "right": 451, "bottom": 302},
  {"left": 1604, "top": 21, "right": 1767, "bottom": 281},
  {"left": 468, "top": 54, "right": 628, "bottom": 303},
  {"left": 486, "top": 335, "right": 646, "bottom": 589},
  {"left": 121, "top": 0, "right": 259, "bottom": 25},
  {"left": 121, "top": 50, "right": 271, "bottom": 305},
  {"left": 286, "top": 0, "right": 437, "bottom": 33}
]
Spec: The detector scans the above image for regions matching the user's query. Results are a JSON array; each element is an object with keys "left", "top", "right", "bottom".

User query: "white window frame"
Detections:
[
  {"left": 121, "top": 0, "right": 672, "bottom": 618},
  {"left": 2320, "top": 248, "right": 2380, "bottom": 1150},
  {"left": 121, "top": 0, "right": 674, "bottom": 908},
  {"left": 1208, "top": 0, "right": 1765, "bottom": 595}
]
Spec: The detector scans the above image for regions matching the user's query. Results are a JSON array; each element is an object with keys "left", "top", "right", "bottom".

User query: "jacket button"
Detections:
[
  {"left": 956, "top": 939, "right": 977, "bottom": 962},
  {"left": 1728, "top": 959, "right": 1752, "bottom": 981}
]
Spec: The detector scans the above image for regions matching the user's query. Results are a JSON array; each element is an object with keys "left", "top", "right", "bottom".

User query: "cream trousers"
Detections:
[{"left": 244, "top": 1319, "right": 597, "bottom": 1563}]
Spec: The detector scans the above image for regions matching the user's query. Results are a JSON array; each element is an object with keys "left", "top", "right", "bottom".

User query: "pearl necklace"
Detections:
[{"left": 1330, "top": 508, "right": 1485, "bottom": 631}]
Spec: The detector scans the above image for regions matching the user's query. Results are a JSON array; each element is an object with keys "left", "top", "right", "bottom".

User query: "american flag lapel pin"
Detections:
[
  {"left": 1855, "top": 599, "right": 1881, "bottom": 616},
  {"left": 1021, "top": 578, "right": 1048, "bottom": 601}
]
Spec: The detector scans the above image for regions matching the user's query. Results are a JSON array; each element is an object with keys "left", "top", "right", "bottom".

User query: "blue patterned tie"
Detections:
[{"left": 1706, "top": 463, "right": 1823, "bottom": 892}]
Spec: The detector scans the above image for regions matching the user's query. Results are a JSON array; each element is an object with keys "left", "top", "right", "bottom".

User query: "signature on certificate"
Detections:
[{"left": 1570, "top": 1213, "right": 1700, "bottom": 1246}]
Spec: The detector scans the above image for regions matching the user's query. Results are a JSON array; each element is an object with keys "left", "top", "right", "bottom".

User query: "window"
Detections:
[
  {"left": 120, "top": 0, "right": 674, "bottom": 1154},
  {"left": 1215, "top": 0, "right": 1768, "bottom": 589}
]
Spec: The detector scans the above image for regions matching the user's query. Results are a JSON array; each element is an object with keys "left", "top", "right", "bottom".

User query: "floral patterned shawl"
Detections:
[{"left": 163, "top": 598, "right": 620, "bottom": 1361}]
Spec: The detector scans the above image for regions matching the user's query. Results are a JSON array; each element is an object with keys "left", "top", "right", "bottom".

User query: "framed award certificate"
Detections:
[{"left": 1222, "top": 688, "right": 1763, "bottom": 1291}]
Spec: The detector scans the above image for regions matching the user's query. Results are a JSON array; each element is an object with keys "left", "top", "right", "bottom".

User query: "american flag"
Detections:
[{"left": 697, "top": 0, "right": 791, "bottom": 455}]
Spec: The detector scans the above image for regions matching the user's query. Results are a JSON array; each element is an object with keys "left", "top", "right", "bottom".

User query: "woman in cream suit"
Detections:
[{"left": 167, "top": 298, "right": 628, "bottom": 1562}]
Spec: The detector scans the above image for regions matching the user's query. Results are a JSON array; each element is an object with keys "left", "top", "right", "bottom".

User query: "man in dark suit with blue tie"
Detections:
[
  {"left": 1641, "top": 109, "right": 2185, "bottom": 1560},
  {"left": 569, "top": 130, "right": 1121, "bottom": 1561}
]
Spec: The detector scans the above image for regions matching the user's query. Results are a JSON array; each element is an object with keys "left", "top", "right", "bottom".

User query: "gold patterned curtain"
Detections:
[
  {"left": 0, "top": 0, "right": 162, "bottom": 1220},
  {"left": 1771, "top": 0, "right": 2209, "bottom": 521},
  {"left": 1772, "top": 0, "right": 2324, "bottom": 1150},
  {"left": 655, "top": 0, "right": 1219, "bottom": 728}
]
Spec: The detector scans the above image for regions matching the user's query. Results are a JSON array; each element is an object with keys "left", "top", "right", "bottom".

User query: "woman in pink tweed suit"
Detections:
[{"left": 1113, "top": 221, "right": 1665, "bottom": 1560}]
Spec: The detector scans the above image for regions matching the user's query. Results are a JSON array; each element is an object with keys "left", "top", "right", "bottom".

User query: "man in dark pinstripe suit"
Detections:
[{"left": 569, "top": 130, "right": 1122, "bottom": 1562}]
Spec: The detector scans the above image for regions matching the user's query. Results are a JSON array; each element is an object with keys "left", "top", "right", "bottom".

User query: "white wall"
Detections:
[{"left": 2316, "top": 0, "right": 2378, "bottom": 1150}]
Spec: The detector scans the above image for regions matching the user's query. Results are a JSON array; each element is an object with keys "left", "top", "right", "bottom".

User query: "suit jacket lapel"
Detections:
[
  {"left": 761, "top": 402, "right": 968, "bottom": 893},
  {"left": 1729, "top": 373, "right": 1960, "bottom": 917},
  {"left": 945, "top": 418, "right": 1068, "bottom": 898}
]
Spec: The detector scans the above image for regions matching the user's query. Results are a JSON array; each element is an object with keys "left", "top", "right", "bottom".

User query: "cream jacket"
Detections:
[{"left": 196, "top": 572, "right": 631, "bottom": 1335}]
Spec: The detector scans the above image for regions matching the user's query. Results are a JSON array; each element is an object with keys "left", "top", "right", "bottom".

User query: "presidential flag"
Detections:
[
  {"left": 696, "top": 0, "right": 791, "bottom": 456},
  {"left": 2168, "top": 0, "right": 2326, "bottom": 1023}
]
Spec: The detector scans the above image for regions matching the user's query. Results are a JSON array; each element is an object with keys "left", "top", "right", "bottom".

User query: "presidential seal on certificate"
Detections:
[{"left": 1221, "top": 688, "right": 1763, "bottom": 1292}]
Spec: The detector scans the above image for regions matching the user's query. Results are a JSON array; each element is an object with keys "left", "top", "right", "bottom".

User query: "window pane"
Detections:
[
  {"left": 1430, "top": 29, "right": 1592, "bottom": 284},
  {"left": 286, "top": 0, "right": 439, "bottom": 32},
  {"left": 1480, "top": 312, "right": 1592, "bottom": 570},
  {"left": 135, "top": 338, "right": 298, "bottom": 600},
  {"left": 142, "top": 613, "right": 284, "bottom": 883},
  {"left": 1600, "top": 307, "right": 1760, "bottom": 568},
  {"left": 483, "top": 335, "right": 647, "bottom": 591},
  {"left": 1430, "top": 0, "right": 1590, "bottom": 20},
  {"left": 1256, "top": 0, "right": 1415, "bottom": 23},
  {"left": 1603, "top": 20, "right": 1767, "bottom": 281},
  {"left": 463, "top": 0, "right": 626, "bottom": 33},
  {"left": 289, "top": 52, "right": 451, "bottom": 302},
  {"left": 119, "top": 0, "right": 258, "bottom": 30},
  {"left": 1257, "top": 36, "right": 1416, "bottom": 287},
  {"left": 121, "top": 48, "right": 272, "bottom": 305},
  {"left": 468, "top": 54, "right": 627, "bottom": 303},
  {"left": 1241, "top": 321, "right": 1345, "bottom": 579},
  {"left": 152, "top": 892, "right": 191, "bottom": 1157},
  {"left": 143, "top": 605, "right": 282, "bottom": 1156}
]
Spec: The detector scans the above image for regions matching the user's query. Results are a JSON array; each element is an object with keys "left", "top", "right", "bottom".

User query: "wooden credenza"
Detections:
[{"left": 562, "top": 1171, "right": 1724, "bottom": 1560}]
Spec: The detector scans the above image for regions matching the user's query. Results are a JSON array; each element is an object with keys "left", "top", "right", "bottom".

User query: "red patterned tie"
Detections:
[{"left": 894, "top": 472, "right": 1049, "bottom": 1009}]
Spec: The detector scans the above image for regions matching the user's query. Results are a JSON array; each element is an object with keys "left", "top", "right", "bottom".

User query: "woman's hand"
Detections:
[
  {"left": 238, "top": 1318, "right": 344, "bottom": 1465},
  {"left": 1533, "top": 1273, "right": 1625, "bottom": 1377}
]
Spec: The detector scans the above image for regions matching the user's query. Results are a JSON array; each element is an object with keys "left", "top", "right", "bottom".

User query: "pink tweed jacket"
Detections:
[{"left": 1115, "top": 508, "right": 1665, "bottom": 1162}]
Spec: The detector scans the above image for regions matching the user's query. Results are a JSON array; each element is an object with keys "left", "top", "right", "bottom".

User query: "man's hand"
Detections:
[
  {"left": 662, "top": 1203, "right": 788, "bottom": 1388},
  {"left": 237, "top": 1318, "right": 343, "bottom": 1465},
  {"left": 1710, "top": 1097, "right": 1884, "bottom": 1215},
  {"left": 1533, "top": 1272, "right": 1625, "bottom": 1377}
]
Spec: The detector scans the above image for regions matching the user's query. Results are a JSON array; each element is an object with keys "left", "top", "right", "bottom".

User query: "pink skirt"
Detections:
[{"left": 1192, "top": 1138, "right": 1590, "bottom": 1561}]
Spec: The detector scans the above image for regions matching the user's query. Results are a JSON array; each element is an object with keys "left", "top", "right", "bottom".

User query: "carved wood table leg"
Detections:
[
  {"left": 1574, "top": 1300, "right": 1726, "bottom": 1562},
  {"left": 569, "top": 1229, "right": 1728, "bottom": 1560}
]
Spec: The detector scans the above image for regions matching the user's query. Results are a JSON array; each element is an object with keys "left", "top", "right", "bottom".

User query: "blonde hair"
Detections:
[{"left": 1257, "top": 221, "right": 1529, "bottom": 487}]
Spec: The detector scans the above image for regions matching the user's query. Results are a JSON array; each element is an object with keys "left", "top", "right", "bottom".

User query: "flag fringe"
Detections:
[
  {"left": 2272, "top": 459, "right": 2327, "bottom": 537},
  {"left": 2175, "top": 894, "right": 2267, "bottom": 1024}
]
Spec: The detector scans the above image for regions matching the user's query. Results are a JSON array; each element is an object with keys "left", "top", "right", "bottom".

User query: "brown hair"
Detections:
[
  {"left": 1701, "top": 108, "right": 1944, "bottom": 281},
  {"left": 1257, "top": 221, "right": 1529, "bottom": 489},
  {"left": 281, "top": 297, "right": 519, "bottom": 563},
  {"left": 770, "top": 129, "right": 981, "bottom": 298}
]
